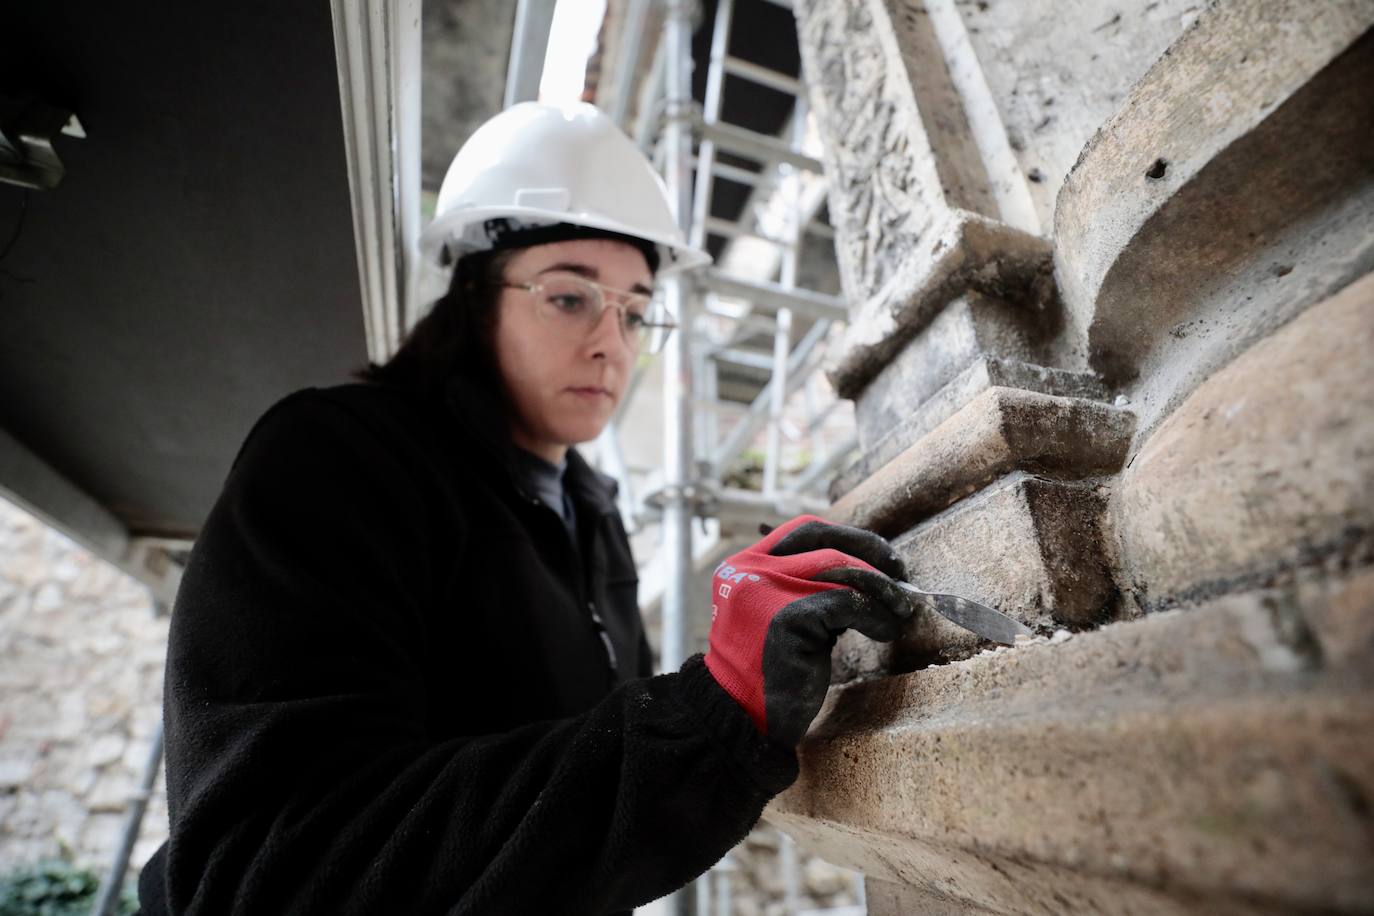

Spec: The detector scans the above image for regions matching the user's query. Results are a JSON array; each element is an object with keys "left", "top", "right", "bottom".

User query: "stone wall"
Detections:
[
  {"left": 778, "top": 0, "right": 1374, "bottom": 912},
  {"left": 0, "top": 497, "right": 168, "bottom": 883}
]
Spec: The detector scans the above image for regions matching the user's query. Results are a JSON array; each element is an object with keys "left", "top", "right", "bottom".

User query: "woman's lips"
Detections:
[{"left": 567, "top": 386, "right": 613, "bottom": 401}]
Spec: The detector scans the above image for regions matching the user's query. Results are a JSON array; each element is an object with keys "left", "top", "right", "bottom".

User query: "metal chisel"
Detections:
[{"left": 894, "top": 580, "right": 1033, "bottom": 646}]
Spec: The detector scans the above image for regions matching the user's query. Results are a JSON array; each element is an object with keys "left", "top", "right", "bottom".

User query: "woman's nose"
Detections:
[{"left": 585, "top": 303, "right": 630, "bottom": 359}]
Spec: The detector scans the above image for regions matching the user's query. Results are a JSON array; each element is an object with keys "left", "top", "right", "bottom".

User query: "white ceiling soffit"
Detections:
[{"left": 330, "top": 0, "right": 423, "bottom": 364}]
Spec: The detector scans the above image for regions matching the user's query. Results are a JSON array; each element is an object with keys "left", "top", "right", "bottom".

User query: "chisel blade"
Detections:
[{"left": 895, "top": 581, "right": 1033, "bottom": 646}]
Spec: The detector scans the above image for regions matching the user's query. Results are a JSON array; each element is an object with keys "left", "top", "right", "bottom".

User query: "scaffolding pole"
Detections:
[
  {"left": 661, "top": 0, "right": 699, "bottom": 912},
  {"left": 91, "top": 720, "right": 164, "bottom": 916}
]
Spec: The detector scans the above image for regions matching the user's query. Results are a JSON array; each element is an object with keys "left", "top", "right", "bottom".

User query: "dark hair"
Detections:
[{"left": 354, "top": 247, "right": 517, "bottom": 398}]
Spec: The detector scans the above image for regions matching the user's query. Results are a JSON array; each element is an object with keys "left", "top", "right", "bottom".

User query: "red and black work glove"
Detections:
[{"left": 703, "top": 514, "right": 912, "bottom": 749}]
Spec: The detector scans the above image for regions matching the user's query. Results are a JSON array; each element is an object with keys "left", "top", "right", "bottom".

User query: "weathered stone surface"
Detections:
[
  {"left": 832, "top": 472, "right": 1113, "bottom": 682},
  {"left": 1055, "top": 0, "right": 1374, "bottom": 405},
  {"left": 1307, "top": 565, "right": 1374, "bottom": 670},
  {"left": 82, "top": 734, "right": 128, "bottom": 769},
  {"left": 854, "top": 292, "right": 1054, "bottom": 451},
  {"left": 771, "top": 581, "right": 1374, "bottom": 914},
  {"left": 0, "top": 756, "right": 36, "bottom": 789},
  {"left": 828, "top": 387, "right": 1133, "bottom": 537},
  {"left": 834, "top": 356, "right": 1106, "bottom": 500},
  {"left": 795, "top": 0, "right": 975, "bottom": 309},
  {"left": 86, "top": 768, "right": 137, "bottom": 814},
  {"left": 898, "top": 473, "right": 1114, "bottom": 626},
  {"left": 0, "top": 497, "right": 168, "bottom": 878},
  {"left": 865, "top": 877, "right": 994, "bottom": 916},
  {"left": 590, "top": 0, "right": 669, "bottom": 132},
  {"left": 827, "top": 210, "right": 1053, "bottom": 400},
  {"left": 1116, "top": 271, "right": 1374, "bottom": 611},
  {"left": 790, "top": 0, "right": 1374, "bottom": 913},
  {"left": 797, "top": 0, "right": 1112, "bottom": 400},
  {"left": 954, "top": 0, "right": 1198, "bottom": 232}
]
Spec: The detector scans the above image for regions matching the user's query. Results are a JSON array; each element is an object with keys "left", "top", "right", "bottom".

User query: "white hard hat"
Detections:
[{"left": 419, "top": 102, "right": 712, "bottom": 275}]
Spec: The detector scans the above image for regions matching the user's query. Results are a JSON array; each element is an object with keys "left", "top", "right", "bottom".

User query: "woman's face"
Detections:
[{"left": 492, "top": 238, "right": 654, "bottom": 463}]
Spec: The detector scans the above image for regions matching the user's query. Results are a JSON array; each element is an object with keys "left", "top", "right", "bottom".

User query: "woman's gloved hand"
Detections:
[{"left": 702, "top": 514, "right": 912, "bottom": 749}]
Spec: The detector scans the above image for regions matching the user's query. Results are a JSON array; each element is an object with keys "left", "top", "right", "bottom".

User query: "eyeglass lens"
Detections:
[{"left": 534, "top": 275, "right": 664, "bottom": 349}]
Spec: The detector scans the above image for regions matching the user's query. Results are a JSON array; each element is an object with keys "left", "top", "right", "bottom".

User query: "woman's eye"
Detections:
[
  {"left": 625, "top": 312, "right": 648, "bottom": 331},
  {"left": 549, "top": 293, "right": 589, "bottom": 312}
]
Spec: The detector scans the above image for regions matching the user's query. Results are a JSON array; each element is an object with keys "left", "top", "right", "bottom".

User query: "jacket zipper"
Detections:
[
  {"left": 587, "top": 600, "right": 618, "bottom": 672},
  {"left": 524, "top": 490, "right": 618, "bottom": 678}
]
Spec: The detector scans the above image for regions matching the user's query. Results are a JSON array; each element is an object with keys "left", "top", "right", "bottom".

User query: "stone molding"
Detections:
[
  {"left": 827, "top": 386, "right": 1134, "bottom": 537},
  {"left": 768, "top": 576, "right": 1374, "bottom": 914},
  {"left": 853, "top": 291, "right": 1063, "bottom": 452},
  {"left": 796, "top": 0, "right": 1057, "bottom": 401},
  {"left": 833, "top": 472, "right": 1117, "bottom": 680},
  {"left": 834, "top": 356, "right": 1107, "bottom": 500},
  {"left": 826, "top": 210, "right": 1052, "bottom": 400},
  {"left": 788, "top": 0, "right": 1374, "bottom": 910},
  {"left": 1115, "top": 270, "right": 1374, "bottom": 612},
  {"left": 796, "top": 0, "right": 974, "bottom": 310},
  {"left": 1055, "top": 0, "right": 1374, "bottom": 385}
]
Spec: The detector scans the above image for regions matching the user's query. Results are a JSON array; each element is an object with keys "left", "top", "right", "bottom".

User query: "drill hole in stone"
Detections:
[{"left": 1146, "top": 157, "right": 1169, "bottom": 180}]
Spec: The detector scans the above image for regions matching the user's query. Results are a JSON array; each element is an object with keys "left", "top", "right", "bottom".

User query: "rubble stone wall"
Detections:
[
  {"left": 0, "top": 497, "right": 168, "bottom": 883},
  {"left": 782, "top": 0, "right": 1374, "bottom": 912}
]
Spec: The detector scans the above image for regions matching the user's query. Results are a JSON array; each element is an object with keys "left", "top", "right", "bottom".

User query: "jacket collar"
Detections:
[{"left": 443, "top": 374, "right": 620, "bottom": 517}]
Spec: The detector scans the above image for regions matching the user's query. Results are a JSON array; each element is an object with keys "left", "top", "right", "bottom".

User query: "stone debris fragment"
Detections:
[{"left": 1049, "top": 628, "right": 1074, "bottom": 644}]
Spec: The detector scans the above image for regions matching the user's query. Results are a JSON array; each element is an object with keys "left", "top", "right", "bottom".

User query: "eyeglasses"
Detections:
[{"left": 499, "top": 272, "right": 677, "bottom": 354}]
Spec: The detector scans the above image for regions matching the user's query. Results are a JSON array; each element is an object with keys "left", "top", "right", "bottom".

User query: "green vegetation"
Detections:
[{"left": 0, "top": 859, "right": 136, "bottom": 916}]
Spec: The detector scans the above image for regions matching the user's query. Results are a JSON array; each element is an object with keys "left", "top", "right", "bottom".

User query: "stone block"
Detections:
[
  {"left": 797, "top": 0, "right": 1063, "bottom": 404},
  {"left": 796, "top": 0, "right": 983, "bottom": 310},
  {"left": 0, "top": 755, "right": 36, "bottom": 790},
  {"left": 770, "top": 581, "right": 1374, "bottom": 914},
  {"left": 1305, "top": 565, "right": 1374, "bottom": 670},
  {"left": 835, "top": 356, "right": 1107, "bottom": 500},
  {"left": 82, "top": 733, "right": 127, "bottom": 769},
  {"left": 898, "top": 473, "right": 1114, "bottom": 627},
  {"left": 86, "top": 768, "right": 137, "bottom": 813},
  {"left": 1116, "top": 271, "right": 1374, "bottom": 610},
  {"left": 828, "top": 387, "right": 1133, "bottom": 537},
  {"left": 1055, "top": 0, "right": 1374, "bottom": 403},
  {"left": 32, "top": 582, "right": 62, "bottom": 613},
  {"left": 952, "top": 0, "right": 1198, "bottom": 232},
  {"left": 854, "top": 292, "right": 1054, "bottom": 452},
  {"left": 827, "top": 210, "right": 1053, "bottom": 400},
  {"left": 832, "top": 473, "right": 1114, "bottom": 683},
  {"left": 78, "top": 811, "right": 125, "bottom": 858}
]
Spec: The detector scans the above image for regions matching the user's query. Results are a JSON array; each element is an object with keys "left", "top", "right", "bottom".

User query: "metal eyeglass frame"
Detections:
[{"left": 498, "top": 273, "right": 678, "bottom": 352}]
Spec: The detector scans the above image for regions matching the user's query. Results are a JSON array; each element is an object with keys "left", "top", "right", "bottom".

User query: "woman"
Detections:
[{"left": 137, "top": 103, "right": 911, "bottom": 915}]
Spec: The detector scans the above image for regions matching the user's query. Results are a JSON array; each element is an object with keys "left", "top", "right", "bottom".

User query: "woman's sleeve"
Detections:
[{"left": 149, "top": 390, "right": 798, "bottom": 915}]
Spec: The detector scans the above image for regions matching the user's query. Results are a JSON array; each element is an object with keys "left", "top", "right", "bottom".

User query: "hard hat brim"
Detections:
[{"left": 418, "top": 205, "right": 713, "bottom": 276}]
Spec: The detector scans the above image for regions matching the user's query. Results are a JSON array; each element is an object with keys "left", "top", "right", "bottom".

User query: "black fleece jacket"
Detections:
[{"left": 136, "top": 377, "right": 799, "bottom": 915}]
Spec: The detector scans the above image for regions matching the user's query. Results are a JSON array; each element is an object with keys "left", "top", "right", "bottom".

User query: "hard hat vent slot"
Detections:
[{"left": 514, "top": 188, "right": 571, "bottom": 211}]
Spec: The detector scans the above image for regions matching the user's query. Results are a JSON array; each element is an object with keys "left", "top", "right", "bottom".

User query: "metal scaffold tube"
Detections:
[
  {"left": 689, "top": 0, "right": 733, "bottom": 250},
  {"left": 661, "top": 0, "right": 699, "bottom": 911},
  {"left": 629, "top": 3, "right": 857, "bottom": 907},
  {"left": 660, "top": 0, "right": 695, "bottom": 675},
  {"left": 763, "top": 305, "right": 791, "bottom": 496},
  {"left": 91, "top": 720, "right": 164, "bottom": 916}
]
